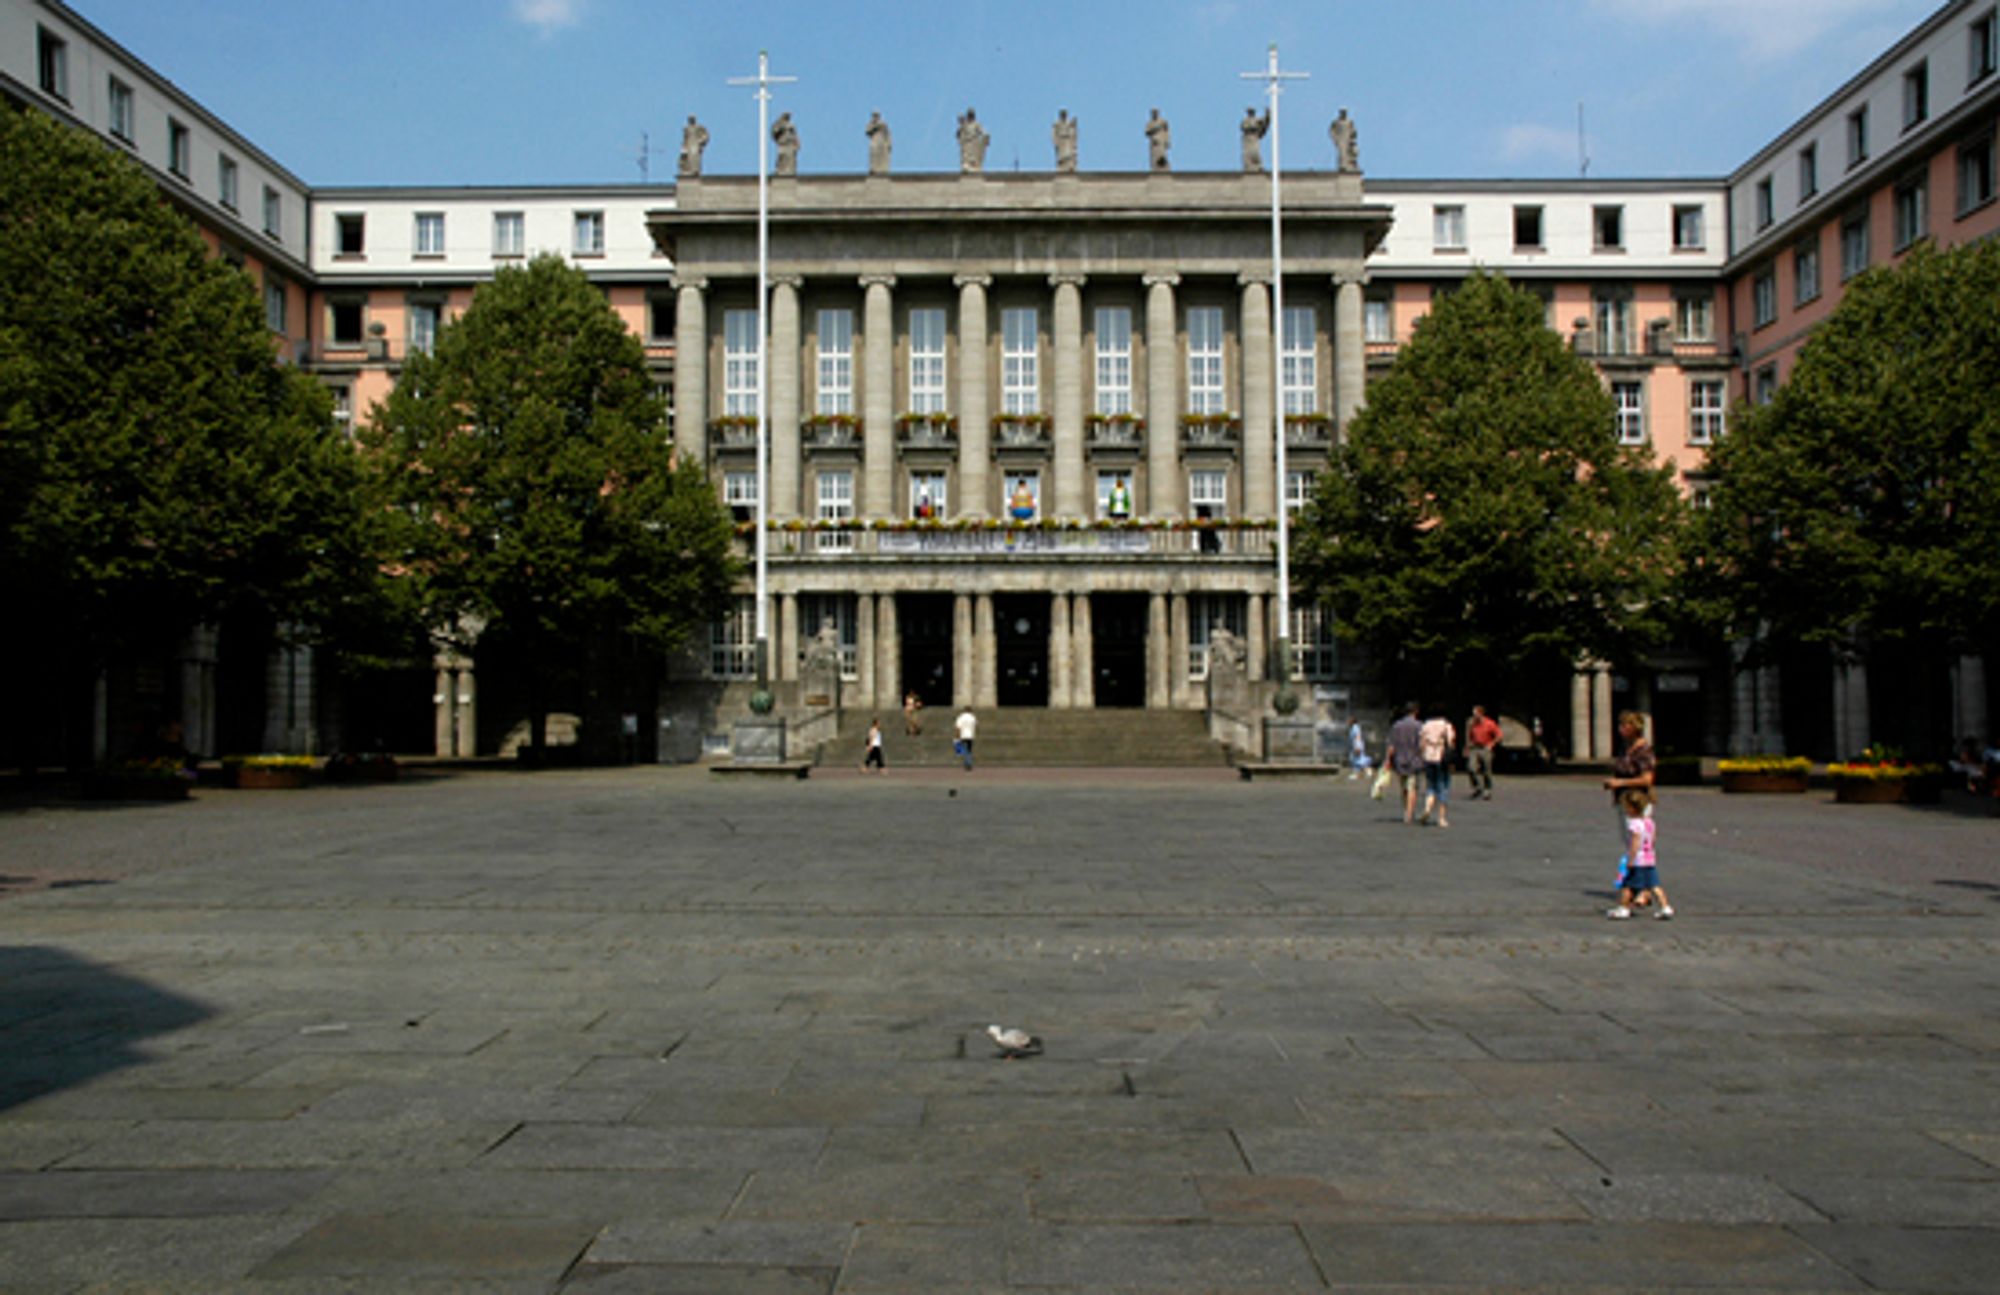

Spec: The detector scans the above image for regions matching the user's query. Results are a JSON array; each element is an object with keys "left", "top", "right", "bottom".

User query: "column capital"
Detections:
[
  {"left": 953, "top": 273, "right": 993, "bottom": 290},
  {"left": 1333, "top": 268, "right": 1370, "bottom": 288},
  {"left": 1047, "top": 271, "right": 1088, "bottom": 290},
  {"left": 859, "top": 272, "right": 898, "bottom": 290},
  {"left": 1142, "top": 271, "right": 1182, "bottom": 289},
  {"left": 1236, "top": 270, "right": 1271, "bottom": 289},
  {"left": 768, "top": 272, "right": 804, "bottom": 291},
  {"left": 670, "top": 273, "right": 709, "bottom": 292}
]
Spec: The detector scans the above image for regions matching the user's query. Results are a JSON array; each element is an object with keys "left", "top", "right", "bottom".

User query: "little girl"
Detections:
[{"left": 1606, "top": 788, "right": 1672, "bottom": 920}]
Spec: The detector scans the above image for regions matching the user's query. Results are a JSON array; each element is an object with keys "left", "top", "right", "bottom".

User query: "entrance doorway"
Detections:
[
  {"left": 897, "top": 593, "right": 954, "bottom": 711},
  {"left": 1092, "top": 593, "right": 1148, "bottom": 708},
  {"left": 995, "top": 593, "right": 1049, "bottom": 707}
]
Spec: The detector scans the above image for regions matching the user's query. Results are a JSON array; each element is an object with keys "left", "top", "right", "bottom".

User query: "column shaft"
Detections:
[
  {"left": 877, "top": 593, "right": 900, "bottom": 707},
  {"left": 778, "top": 593, "right": 800, "bottom": 683},
  {"left": 1049, "top": 590, "right": 1073, "bottom": 709},
  {"left": 1072, "top": 593, "right": 1095, "bottom": 710},
  {"left": 1051, "top": 275, "right": 1087, "bottom": 518},
  {"left": 435, "top": 666, "right": 455, "bottom": 757},
  {"left": 1592, "top": 666, "right": 1614, "bottom": 760},
  {"left": 455, "top": 668, "right": 476, "bottom": 757},
  {"left": 768, "top": 277, "right": 802, "bottom": 519},
  {"left": 953, "top": 594, "right": 974, "bottom": 708},
  {"left": 975, "top": 593, "right": 998, "bottom": 709},
  {"left": 1240, "top": 277, "right": 1275, "bottom": 517},
  {"left": 673, "top": 278, "right": 708, "bottom": 464},
  {"left": 1334, "top": 274, "right": 1365, "bottom": 432},
  {"left": 856, "top": 592, "right": 877, "bottom": 709},
  {"left": 1246, "top": 592, "right": 1266, "bottom": 684},
  {"left": 1170, "top": 592, "right": 1190, "bottom": 708},
  {"left": 956, "top": 276, "right": 992, "bottom": 516},
  {"left": 1145, "top": 274, "right": 1181, "bottom": 518},
  {"left": 862, "top": 275, "right": 896, "bottom": 519},
  {"left": 1148, "top": 593, "right": 1170, "bottom": 710},
  {"left": 1571, "top": 668, "right": 1592, "bottom": 762}
]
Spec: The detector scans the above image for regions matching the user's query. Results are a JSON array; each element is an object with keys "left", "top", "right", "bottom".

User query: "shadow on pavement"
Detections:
[{"left": 0, "top": 945, "right": 215, "bottom": 1113}]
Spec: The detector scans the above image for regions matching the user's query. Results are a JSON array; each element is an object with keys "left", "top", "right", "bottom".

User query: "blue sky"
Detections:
[{"left": 76, "top": 0, "right": 1941, "bottom": 185}]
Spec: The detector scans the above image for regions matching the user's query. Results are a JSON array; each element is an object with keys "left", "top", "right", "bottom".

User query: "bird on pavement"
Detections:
[{"left": 987, "top": 1023, "right": 1043, "bottom": 1059}]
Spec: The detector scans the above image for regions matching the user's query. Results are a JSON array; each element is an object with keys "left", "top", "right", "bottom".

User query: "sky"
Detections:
[{"left": 71, "top": 0, "right": 1944, "bottom": 186}]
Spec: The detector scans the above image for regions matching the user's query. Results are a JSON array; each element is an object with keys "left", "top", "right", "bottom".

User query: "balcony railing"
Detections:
[
  {"left": 1284, "top": 415, "right": 1334, "bottom": 453},
  {"left": 896, "top": 415, "right": 958, "bottom": 451},
  {"left": 803, "top": 415, "right": 862, "bottom": 451},
  {"left": 1086, "top": 414, "right": 1145, "bottom": 450},
  {"left": 708, "top": 417, "right": 759, "bottom": 450},
  {"left": 1180, "top": 415, "right": 1241, "bottom": 450},
  {"left": 992, "top": 415, "right": 1052, "bottom": 451},
  {"left": 729, "top": 518, "right": 1279, "bottom": 559}
]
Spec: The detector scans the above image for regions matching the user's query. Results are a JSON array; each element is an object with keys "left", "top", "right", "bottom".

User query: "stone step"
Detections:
[{"left": 829, "top": 708, "right": 1231, "bottom": 768}]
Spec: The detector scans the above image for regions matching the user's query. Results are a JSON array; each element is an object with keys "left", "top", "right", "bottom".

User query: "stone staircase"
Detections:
[{"left": 824, "top": 707, "right": 1232, "bottom": 768}]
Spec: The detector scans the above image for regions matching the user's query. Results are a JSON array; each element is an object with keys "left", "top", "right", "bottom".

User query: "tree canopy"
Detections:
[
  {"left": 363, "top": 254, "right": 737, "bottom": 753},
  {"left": 1691, "top": 239, "right": 2000, "bottom": 659},
  {"left": 0, "top": 108, "right": 375, "bottom": 667},
  {"left": 1292, "top": 270, "right": 1685, "bottom": 696}
]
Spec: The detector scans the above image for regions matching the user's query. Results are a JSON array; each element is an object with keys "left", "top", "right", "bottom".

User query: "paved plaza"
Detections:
[{"left": 1, "top": 764, "right": 1997, "bottom": 1292}]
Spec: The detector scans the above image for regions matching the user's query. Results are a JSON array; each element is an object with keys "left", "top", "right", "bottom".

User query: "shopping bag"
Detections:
[{"left": 1370, "top": 764, "right": 1392, "bottom": 800}]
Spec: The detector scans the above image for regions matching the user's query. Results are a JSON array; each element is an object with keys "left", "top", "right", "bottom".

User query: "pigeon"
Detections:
[{"left": 987, "top": 1023, "right": 1043, "bottom": 1059}]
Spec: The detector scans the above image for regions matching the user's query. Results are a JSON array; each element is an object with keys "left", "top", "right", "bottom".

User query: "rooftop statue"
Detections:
[
  {"left": 1052, "top": 109, "right": 1078, "bottom": 173},
  {"left": 772, "top": 111, "right": 800, "bottom": 176},
  {"left": 866, "top": 111, "right": 891, "bottom": 175},
  {"left": 677, "top": 114, "right": 708, "bottom": 178},
  {"left": 1240, "top": 107, "right": 1269, "bottom": 173},
  {"left": 958, "top": 108, "right": 989, "bottom": 173},
  {"left": 1145, "top": 107, "right": 1171, "bottom": 171},
  {"left": 1330, "top": 108, "right": 1359, "bottom": 174}
]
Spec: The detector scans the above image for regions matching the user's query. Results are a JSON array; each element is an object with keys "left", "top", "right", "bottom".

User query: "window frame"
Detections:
[
  {"left": 1432, "top": 204, "right": 1467, "bottom": 251},
  {"left": 1688, "top": 378, "right": 1726, "bottom": 446},
  {"left": 722, "top": 470, "right": 758, "bottom": 524},
  {"left": 37, "top": 26, "right": 69, "bottom": 101},
  {"left": 1893, "top": 173, "right": 1929, "bottom": 250},
  {"left": 722, "top": 308, "right": 760, "bottom": 417},
  {"left": 1592, "top": 205, "right": 1625, "bottom": 251},
  {"left": 262, "top": 275, "right": 287, "bottom": 335},
  {"left": 572, "top": 209, "right": 605, "bottom": 257},
  {"left": 1362, "top": 295, "right": 1394, "bottom": 344},
  {"left": 1280, "top": 304, "right": 1317, "bottom": 415},
  {"left": 910, "top": 470, "right": 949, "bottom": 520},
  {"left": 261, "top": 185, "right": 282, "bottom": 239},
  {"left": 1847, "top": 105, "right": 1870, "bottom": 169},
  {"left": 1753, "top": 364, "right": 1779, "bottom": 405},
  {"left": 1093, "top": 306, "right": 1133, "bottom": 415},
  {"left": 107, "top": 76, "right": 134, "bottom": 143},
  {"left": 1672, "top": 204, "right": 1705, "bottom": 250},
  {"left": 1754, "top": 176, "right": 1774, "bottom": 230},
  {"left": 493, "top": 210, "right": 525, "bottom": 258},
  {"left": 815, "top": 308, "right": 854, "bottom": 416},
  {"left": 1752, "top": 267, "right": 1778, "bottom": 329},
  {"left": 815, "top": 469, "right": 855, "bottom": 553},
  {"left": 1793, "top": 236, "right": 1821, "bottom": 307},
  {"left": 1000, "top": 307, "right": 1040, "bottom": 415},
  {"left": 1841, "top": 209, "right": 1872, "bottom": 280},
  {"left": 414, "top": 211, "right": 446, "bottom": 258},
  {"left": 1611, "top": 380, "right": 1646, "bottom": 446},
  {"left": 168, "top": 119, "right": 191, "bottom": 179},
  {"left": 1185, "top": 305, "right": 1226, "bottom": 415},
  {"left": 908, "top": 306, "right": 948, "bottom": 414},
  {"left": 407, "top": 298, "right": 442, "bottom": 356},
  {"left": 1903, "top": 61, "right": 1930, "bottom": 131},
  {"left": 1674, "top": 293, "right": 1713, "bottom": 344},
  {"left": 1593, "top": 285, "right": 1634, "bottom": 355},
  {"left": 1797, "top": 143, "right": 1818, "bottom": 201},
  {"left": 327, "top": 297, "right": 366, "bottom": 348},
  {"left": 1973, "top": 8, "right": 1998, "bottom": 86},
  {"left": 1958, "top": 132, "right": 1997, "bottom": 215},
  {"left": 1512, "top": 205, "right": 1544, "bottom": 250}
]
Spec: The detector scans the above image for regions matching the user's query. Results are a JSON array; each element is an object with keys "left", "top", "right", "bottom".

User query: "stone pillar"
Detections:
[
  {"left": 768, "top": 275, "right": 802, "bottom": 520},
  {"left": 1148, "top": 593, "right": 1171, "bottom": 710},
  {"left": 975, "top": 593, "right": 998, "bottom": 708},
  {"left": 953, "top": 594, "right": 973, "bottom": 708},
  {"left": 955, "top": 275, "right": 992, "bottom": 517},
  {"left": 861, "top": 273, "right": 896, "bottom": 519},
  {"left": 1049, "top": 589, "right": 1073, "bottom": 708},
  {"left": 1144, "top": 272, "right": 1181, "bottom": 518},
  {"left": 1592, "top": 665, "right": 1614, "bottom": 760},
  {"left": 178, "top": 624, "right": 217, "bottom": 758},
  {"left": 1246, "top": 592, "right": 1266, "bottom": 684},
  {"left": 778, "top": 592, "right": 799, "bottom": 683},
  {"left": 1050, "top": 273, "right": 1087, "bottom": 519},
  {"left": 1072, "top": 593, "right": 1095, "bottom": 710},
  {"left": 1757, "top": 658, "right": 1784, "bottom": 754},
  {"left": 672, "top": 275, "right": 708, "bottom": 464},
  {"left": 263, "top": 639, "right": 314, "bottom": 754},
  {"left": 1834, "top": 657, "right": 1870, "bottom": 759},
  {"left": 1954, "top": 653, "right": 1987, "bottom": 746},
  {"left": 1240, "top": 274, "right": 1275, "bottom": 517},
  {"left": 876, "top": 593, "right": 900, "bottom": 707},
  {"left": 1334, "top": 271, "right": 1366, "bottom": 433},
  {"left": 435, "top": 665, "right": 455, "bottom": 756},
  {"left": 1571, "top": 668, "right": 1592, "bottom": 762},
  {"left": 454, "top": 667, "right": 476, "bottom": 757},
  {"left": 1170, "top": 591, "right": 1191, "bottom": 708},
  {"left": 856, "top": 592, "right": 877, "bottom": 709}
]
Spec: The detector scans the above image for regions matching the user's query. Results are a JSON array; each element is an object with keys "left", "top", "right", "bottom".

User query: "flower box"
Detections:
[
  {"left": 233, "top": 766, "right": 308, "bottom": 790},
  {"left": 1721, "top": 770, "right": 1808, "bottom": 794}
]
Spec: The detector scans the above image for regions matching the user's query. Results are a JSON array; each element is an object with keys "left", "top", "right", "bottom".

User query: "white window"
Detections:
[
  {"left": 1673, "top": 205, "right": 1705, "bottom": 250},
  {"left": 723, "top": 470, "right": 758, "bottom": 523},
  {"left": 798, "top": 595, "right": 859, "bottom": 680},
  {"left": 1005, "top": 470, "right": 1041, "bottom": 520},
  {"left": 1001, "top": 307, "right": 1039, "bottom": 415},
  {"left": 1959, "top": 134, "right": 1997, "bottom": 214},
  {"left": 1432, "top": 204, "right": 1466, "bottom": 250},
  {"left": 415, "top": 212, "right": 445, "bottom": 257},
  {"left": 1612, "top": 381, "right": 1646, "bottom": 445},
  {"left": 263, "top": 277, "right": 286, "bottom": 334},
  {"left": 1363, "top": 297, "right": 1394, "bottom": 344},
  {"left": 816, "top": 470, "right": 855, "bottom": 552},
  {"left": 723, "top": 309, "right": 759, "bottom": 417},
  {"left": 1190, "top": 468, "right": 1227, "bottom": 518},
  {"left": 1794, "top": 239, "right": 1821, "bottom": 306},
  {"left": 909, "top": 307, "right": 947, "bottom": 414},
  {"left": 1754, "top": 177, "right": 1774, "bottom": 230},
  {"left": 710, "top": 596, "right": 756, "bottom": 679},
  {"left": 1847, "top": 106, "right": 1869, "bottom": 168},
  {"left": 107, "top": 77, "right": 133, "bottom": 142},
  {"left": 1096, "top": 470, "right": 1136, "bottom": 519},
  {"left": 1841, "top": 211, "right": 1871, "bottom": 279},
  {"left": 493, "top": 211, "right": 524, "bottom": 257},
  {"left": 218, "top": 155, "right": 238, "bottom": 210},
  {"left": 1675, "top": 294, "right": 1713, "bottom": 343},
  {"left": 1094, "top": 307, "right": 1132, "bottom": 414},
  {"left": 1594, "top": 288, "right": 1633, "bottom": 355},
  {"left": 1513, "top": 205, "right": 1543, "bottom": 249},
  {"left": 37, "top": 27, "right": 68, "bottom": 100},
  {"left": 1291, "top": 603, "right": 1338, "bottom": 680},
  {"left": 573, "top": 209, "right": 605, "bottom": 256},
  {"left": 337, "top": 213, "right": 365, "bottom": 256},
  {"left": 1754, "top": 365, "right": 1779, "bottom": 405},
  {"left": 1752, "top": 268, "right": 1778, "bottom": 328},
  {"left": 1903, "top": 61, "right": 1929, "bottom": 130},
  {"left": 816, "top": 309, "right": 853, "bottom": 415},
  {"left": 1285, "top": 468, "right": 1317, "bottom": 515},
  {"left": 329, "top": 383, "right": 353, "bottom": 432},
  {"left": 910, "top": 470, "right": 947, "bottom": 520},
  {"left": 262, "top": 186, "right": 282, "bottom": 238},
  {"left": 1798, "top": 144, "right": 1818, "bottom": 200},
  {"left": 1974, "top": 8, "right": 1998, "bottom": 85},
  {"left": 1186, "top": 306, "right": 1225, "bottom": 415},
  {"left": 1188, "top": 594, "right": 1245, "bottom": 681},
  {"left": 1281, "top": 306, "right": 1316, "bottom": 415},
  {"left": 409, "top": 301, "right": 440, "bottom": 356},
  {"left": 1593, "top": 205, "right": 1624, "bottom": 250},
  {"left": 329, "top": 299, "right": 364, "bottom": 346},
  {"left": 1894, "top": 175, "right": 1928, "bottom": 249},
  {"left": 168, "top": 120, "right": 190, "bottom": 179},
  {"left": 1688, "top": 379, "right": 1725, "bottom": 446}
]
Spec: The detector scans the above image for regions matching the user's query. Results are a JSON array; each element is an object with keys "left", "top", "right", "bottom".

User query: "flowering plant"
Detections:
[
  {"left": 106, "top": 756, "right": 195, "bottom": 780},
  {"left": 1826, "top": 746, "right": 1942, "bottom": 780},
  {"left": 1717, "top": 756, "right": 1811, "bottom": 774},
  {"left": 222, "top": 754, "right": 316, "bottom": 770},
  {"left": 801, "top": 413, "right": 861, "bottom": 429},
  {"left": 992, "top": 412, "right": 1052, "bottom": 430}
]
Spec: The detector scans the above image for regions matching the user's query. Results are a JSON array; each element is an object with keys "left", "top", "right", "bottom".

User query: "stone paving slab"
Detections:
[{"left": 2, "top": 767, "right": 1997, "bottom": 1291}]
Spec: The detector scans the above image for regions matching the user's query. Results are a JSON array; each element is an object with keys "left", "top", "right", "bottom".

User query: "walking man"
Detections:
[
  {"left": 954, "top": 705, "right": 977, "bottom": 771},
  {"left": 1465, "top": 703, "right": 1502, "bottom": 800},
  {"left": 1385, "top": 702, "right": 1424, "bottom": 824}
]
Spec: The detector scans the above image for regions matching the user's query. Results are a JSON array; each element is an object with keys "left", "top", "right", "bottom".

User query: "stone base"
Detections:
[
  {"left": 232, "top": 767, "right": 308, "bottom": 790},
  {"left": 1237, "top": 762, "right": 1342, "bottom": 781},
  {"left": 730, "top": 717, "right": 787, "bottom": 765},
  {"left": 1262, "top": 717, "right": 1318, "bottom": 766},
  {"left": 709, "top": 761, "right": 811, "bottom": 780}
]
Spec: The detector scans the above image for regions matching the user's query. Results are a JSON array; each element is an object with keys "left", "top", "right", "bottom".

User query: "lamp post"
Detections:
[
  {"left": 1243, "top": 44, "right": 1307, "bottom": 705},
  {"left": 727, "top": 52, "right": 795, "bottom": 693}
]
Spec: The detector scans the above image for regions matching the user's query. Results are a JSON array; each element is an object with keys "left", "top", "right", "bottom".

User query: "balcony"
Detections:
[
  {"left": 992, "top": 414, "right": 1051, "bottom": 452},
  {"left": 1179, "top": 414, "right": 1241, "bottom": 451},
  {"left": 896, "top": 414, "right": 957, "bottom": 452},
  {"left": 1086, "top": 414, "right": 1145, "bottom": 452},
  {"left": 1284, "top": 414, "right": 1334, "bottom": 453},
  {"left": 803, "top": 415, "right": 862, "bottom": 452},
  {"left": 708, "top": 416, "right": 759, "bottom": 451}
]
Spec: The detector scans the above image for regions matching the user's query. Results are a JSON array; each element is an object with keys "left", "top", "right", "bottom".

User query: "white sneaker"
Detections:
[
  {"left": 1605, "top": 906, "right": 1632, "bottom": 920},
  {"left": 1655, "top": 906, "right": 1675, "bottom": 920}
]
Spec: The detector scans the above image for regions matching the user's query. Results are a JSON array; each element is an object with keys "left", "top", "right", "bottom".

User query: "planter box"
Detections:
[
  {"left": 1720, "top": 770, "right": 1809, "bottom": 794},
  {"left": 232, "top": 767, "right": 308, "bottom": 790},
  {"left": 1833, "top": 777, "right": 1939, "bottom": 804}
]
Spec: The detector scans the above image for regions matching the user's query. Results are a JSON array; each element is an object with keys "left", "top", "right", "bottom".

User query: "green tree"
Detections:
[
  {"left": 364, "top": 254, "right": 737, "bottom": 760},
  {"left": 1693, "top": 240, "right": 2000, "bottom": 661},
  {"left": 1293, "top": 271, "right": 1685, "bottom": 706},
  {"left": 0, "top": 107, "right": 376, "bottom": 767}
]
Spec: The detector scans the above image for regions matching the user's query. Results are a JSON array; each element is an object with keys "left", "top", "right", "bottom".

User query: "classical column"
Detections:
[
  {"left": 861, "top": 274, "right": 896, "bottom": 519},
  {"left": 454, "top": 667, "right": 476, "bottom": 757},
  {"left": 1833, "top": 658, "right": 1870, "bottom": 759},
  {"left": 1240, "top": 274, "right": 1275, "bottom": 518},
  {"left": 953, "top": 593, "right": 973, "bottom": 707},
  {"left": 1072, "top": 593, "right": 1095, "bottom": 710},
  {"left": 955, "top": 274, "right": 992, "bottom": 516},
  {"left": 1246, "top": 591, "right": 1266, "bottom": 684},
  {"left": 1050, "top": 273, "right": 1087, "bottom": 519},
  {"left": 1049, "top": 589, "right": 1073, "bottom": 709},
  {"left": 1170, "top": 591, "right": 1191, "bottom": 707},
  {"left": 1955, "top": 653, "right": 1988, "bottom": 747},
  {"left": 435, "top": 665, "right": 455, "bottom": 757},
  {"left": 856, "top": 591, "right": 877, "bottom": 709},
  {"left": 1144, "top": 273, "right": 1181, "bottom": 518},
  {"left": 876, "top": 593, "right": 900, "bottom": 707},
  {"left": 768, "top": 275, "right": 802, "bottom": 519},
  {"left": 1333, "top": 270, "right": 1366, "bottom": 432},
  {"left": 1571, "top": 668, "right": 1593, "bottom": 761},
  {"left": 178, "top": 625, "right": 217, "bottom": 759},
  {"left": 1592, "top": 665, "right": 1614, "bottom": 760},
  {"left": 778, "top": 593, "right": 800, "bottom": 683},
  {"left": 672, "top": 274, "right": 708, "bottom": 464},
  {"left": 975, "top": 593, "right": 998, "bottom": 708}
]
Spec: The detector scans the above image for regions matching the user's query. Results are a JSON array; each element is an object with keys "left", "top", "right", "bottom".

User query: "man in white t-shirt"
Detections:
[{"left": 954, "top": 707, "right": 977, "bottom": 771}]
